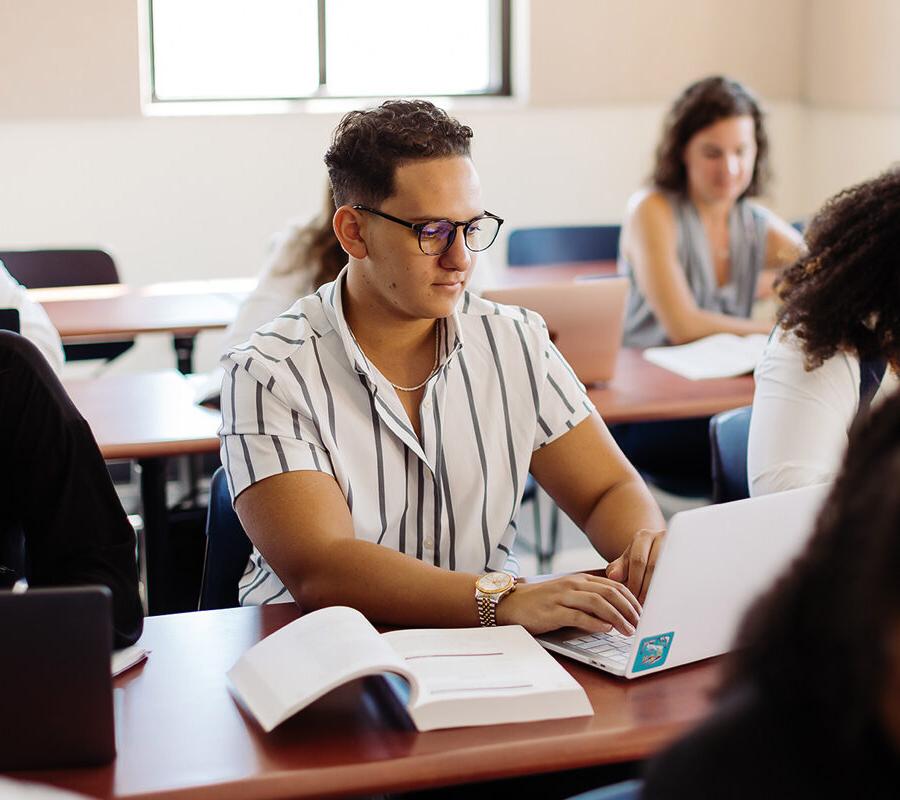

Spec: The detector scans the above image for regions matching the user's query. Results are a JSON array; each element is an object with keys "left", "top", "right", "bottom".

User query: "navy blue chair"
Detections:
[
  {"left": 521, "top": 474, "right": 559, "bottom": 574},
  {"left": 709, "top": 405, "right": 752, "bottom": 504},
  {"left": 199, "top": 467, "right": 253, "bottom": 610},
  {"left": 0, "top": 249, "right": 134, "bottom": 362},
  {"left": 507, "top": 225, "right": 621, "bottom": 266},
  {"left": 567, "top": 779, "right": 643, "bottom": 800}
]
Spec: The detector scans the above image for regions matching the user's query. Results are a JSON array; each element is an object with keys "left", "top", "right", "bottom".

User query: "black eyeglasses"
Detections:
[{"left": 352, "top": 205, "right": 504, "bottom": 256}]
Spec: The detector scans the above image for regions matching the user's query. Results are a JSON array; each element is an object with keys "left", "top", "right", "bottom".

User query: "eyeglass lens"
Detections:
[{"left": 418, "top": 216, "right": 500, "bottom": 255}]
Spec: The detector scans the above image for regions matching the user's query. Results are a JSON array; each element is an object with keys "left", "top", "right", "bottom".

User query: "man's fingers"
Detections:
[
  {"left": 571, "top": 590, "right": 637, "bottom": 635},
  {"left": 605, "top": 549, "right": 628, "bottom": 583},
  {"left": 582, "top": 573, "right": 642, "bottom": 616},
  {"left": 637, "top": 533, "right": 664, "bottom": 604},
  {"left": 625, "top": 532, "right": 654, "bottom": 601},
  {"left": 561, "top": 609, "right": 614, "bottom": 635}
]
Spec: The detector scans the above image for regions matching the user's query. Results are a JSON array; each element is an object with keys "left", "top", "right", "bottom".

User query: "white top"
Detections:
[
  {"left": 0, "top": 261, "right": 64, "bottom": 374},
  {"left": 748, "top": 328, "right": 899, "bottom": 496},
  {"left": 219, "top": 266, "right": 594, "bottom": 606}
]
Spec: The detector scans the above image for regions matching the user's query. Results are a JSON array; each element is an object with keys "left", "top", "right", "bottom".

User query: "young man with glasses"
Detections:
[{"left": 220, "top": 100, "right": 665, "bottom": 636}]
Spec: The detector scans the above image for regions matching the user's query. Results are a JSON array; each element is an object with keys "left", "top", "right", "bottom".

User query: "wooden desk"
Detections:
[
  {"left": 66, "top": 371, "right": 221, "bottom": 615},
  {"left": 21, "top": 605, "right": 721, "bottom": 799},
  {"left": 31, "top": 280, "right": 251, "bottom": 373},
  {"left": 496, "top": 261, "right": 618, "bottom": 286},
  {"left": 590, "top": 348, "right": 755, "bottom": 424}
]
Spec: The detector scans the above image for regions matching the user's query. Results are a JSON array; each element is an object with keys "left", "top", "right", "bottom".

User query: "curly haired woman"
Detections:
[{"left": 748, "top": 167, "right": 900, "bottom": 496}]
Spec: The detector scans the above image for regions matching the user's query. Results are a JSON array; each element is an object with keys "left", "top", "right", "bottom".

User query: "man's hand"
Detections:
[
  {"left": 495, "top": 573, "right": 641, "bottom": 635},
  {"left": 606, "top": 528, "right": 666, "bottom": 604}
]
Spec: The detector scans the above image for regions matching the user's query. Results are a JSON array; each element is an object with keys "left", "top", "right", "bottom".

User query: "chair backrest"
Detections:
[
  {"left": 199, "top": 467, "right": 253, "bottom": 610},
  {"left": 0, "top": 249, "right": 120, "bottom": 289},
  {"left": 0, "top": 249, "right": 133, "bottom": 362},
  {"left": 567, "top": 779, "right": 643, "bottom": 800},
  {"left": 507, "top": 225, "right": 621, "bottom": 266},
  {"left": 709, "top": 405, "right": 752, "bottom": 504}
]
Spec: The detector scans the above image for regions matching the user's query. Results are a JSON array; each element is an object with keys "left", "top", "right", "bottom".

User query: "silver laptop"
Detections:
[
  {"left": 537, "top": 484, "right": 829, "bottom": 678},
  {"left": 481, "top": 276, "right": 629, "bottom": 386}
]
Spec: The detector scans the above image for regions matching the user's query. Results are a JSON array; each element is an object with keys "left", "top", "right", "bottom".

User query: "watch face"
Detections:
[{"left": 476, "top": 572, "right": 514, "bottom": 594}]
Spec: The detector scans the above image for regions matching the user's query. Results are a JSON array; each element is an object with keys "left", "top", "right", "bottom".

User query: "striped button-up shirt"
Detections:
[{"left": 219, "top": 267, "right": 595, "bottom": 605}]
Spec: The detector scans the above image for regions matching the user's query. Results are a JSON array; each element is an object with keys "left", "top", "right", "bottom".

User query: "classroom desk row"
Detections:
[
  {"left": 17, "top": 603, "right": 722, "bottom": 799},
  {"left": 64, "top": 356, "right": 754, "bottom": 615},
  {"left": 14, "top": 271, "right": 743, "bottom": 797},
  {"left": 45, "top": 263, "right": 751, "bottom": 612},
  {"left": 29, "top": 265, "right": 615, "bottom": 373}
]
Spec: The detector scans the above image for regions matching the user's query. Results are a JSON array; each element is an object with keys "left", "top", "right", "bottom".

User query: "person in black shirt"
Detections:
[
  {"left": 642, "top": 389, "right": 900, "bottom": 798},
  {"left": 0, "top": 331, "right": 143, "bottom": 647}
]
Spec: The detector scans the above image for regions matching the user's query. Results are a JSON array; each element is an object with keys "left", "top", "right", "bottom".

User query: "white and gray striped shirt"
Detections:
[{"left": 219, "top": 266, "right": 595, "bottom": 605}]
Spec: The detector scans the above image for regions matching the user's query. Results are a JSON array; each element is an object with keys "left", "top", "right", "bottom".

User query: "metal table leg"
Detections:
[{"left": 139, "top": 457, "right": 170, "bottom": 616}]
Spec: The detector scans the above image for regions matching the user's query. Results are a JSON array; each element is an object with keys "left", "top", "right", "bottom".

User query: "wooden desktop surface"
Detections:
[
  {"left": 495, "top": 261, "right": 618, "bottom": 286},
  {"left": 21, "top": 604, "right": 721, "bottom": 799},
  {"left": 590, "top": 348, "right": 754, "bottom": 424},
  {"left": 31, "top": 268, "right": 619, "bottom": 341},
  {"left": 64, "top": 370, "right": 220, "bottom": 460},
  {"left": 62, "top": 355, "right": 751, "bottom": 460},
  {"left": 29, "top": 280, "right": 251, "bottom": 341}
]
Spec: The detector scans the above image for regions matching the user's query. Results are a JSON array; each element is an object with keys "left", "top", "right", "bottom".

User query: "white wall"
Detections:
[{"left": 0, "top": 0, "right": 898, "bottom": 374}]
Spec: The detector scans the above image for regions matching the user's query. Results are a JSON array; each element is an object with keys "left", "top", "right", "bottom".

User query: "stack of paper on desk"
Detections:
[
  {"left": 227, "top": 606, "right": 593, "bottom": 732},
  {"left": 643, "top": 333, "right": 769, "bottom": 380}
]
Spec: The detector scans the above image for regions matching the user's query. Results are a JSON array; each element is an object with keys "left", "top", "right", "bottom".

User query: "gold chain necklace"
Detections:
[{"left": 354, "top": 324, "right": 440, "bottom": 393}]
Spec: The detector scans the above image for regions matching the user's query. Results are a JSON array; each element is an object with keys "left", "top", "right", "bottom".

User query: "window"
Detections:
[{"left": 148, "top": 0, "right": 511, "bottom": 104}]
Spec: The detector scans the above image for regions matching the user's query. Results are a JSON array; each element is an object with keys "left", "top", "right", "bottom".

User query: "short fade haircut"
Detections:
[{"left": 324, "top": 99, "right": 474, "bottom": 208}]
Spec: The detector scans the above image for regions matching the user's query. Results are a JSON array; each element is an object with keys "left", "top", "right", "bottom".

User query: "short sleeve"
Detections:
[
  {"left": 747, "top": 331, "right": 855, "bottom": 496},
  {"left": 219, "top": 354, "right": 334, "bottom": 501},
  {"left": 533, "top": 338, "right": 596, "bottom": 450}
]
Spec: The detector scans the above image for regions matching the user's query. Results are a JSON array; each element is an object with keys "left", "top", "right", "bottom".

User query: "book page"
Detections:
[
  {"left": 227, "top": 606, "right": 414, "bottom": 733},
  {"left": 643, "top": 333, "right": 768, "bottom": 380},
  {"left": 383, "top": 625, "right": 592, "bottom": 731}
]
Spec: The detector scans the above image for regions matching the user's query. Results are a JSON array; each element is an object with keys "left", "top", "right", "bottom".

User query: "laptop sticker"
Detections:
[{"left": 632, "top": 632, "right": 675, "bottom": 673}]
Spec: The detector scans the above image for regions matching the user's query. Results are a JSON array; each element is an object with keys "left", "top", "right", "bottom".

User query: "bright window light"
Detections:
[
  {"left": 151, "top": 0, "right": 320, "bottom": 101},
  {"left": 149, "top": 0, "right": 508, "bottom": 103},
  {"left": 324, "top": 0, "right": 492, "bottom": 97}
]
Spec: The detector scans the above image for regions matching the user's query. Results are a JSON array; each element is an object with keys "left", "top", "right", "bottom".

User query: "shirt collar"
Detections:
[{"left": 320, "top": 265, "right": 465, "bottom": 383}]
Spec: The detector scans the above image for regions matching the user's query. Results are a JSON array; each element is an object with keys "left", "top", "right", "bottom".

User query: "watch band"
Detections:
[{"left": 476, "top": 594, "right": 498, "bottom": 627}]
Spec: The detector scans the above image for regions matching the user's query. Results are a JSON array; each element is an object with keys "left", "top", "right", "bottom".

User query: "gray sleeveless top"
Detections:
[{"left": 620, "top": 194, "right": 768, "bottom": 348}]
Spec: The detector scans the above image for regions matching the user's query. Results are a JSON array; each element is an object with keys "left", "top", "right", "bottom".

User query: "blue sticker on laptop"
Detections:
[{"left": 632, "top": 632, "right": 675, "bottom": 673}]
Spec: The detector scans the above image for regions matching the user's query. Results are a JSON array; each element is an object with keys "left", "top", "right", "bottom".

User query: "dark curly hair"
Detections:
[
  {"left": 723, "top": 389, "right": 900, "bottom": 754},
  {"left": 324, "top": 99, "right": 473, "bottom": 208},
  {"left": 652, "top": 76, "right": 770, "bottom": 197},
  {"left": 775, "top": 167, "right": 900, "bottom": 370}
]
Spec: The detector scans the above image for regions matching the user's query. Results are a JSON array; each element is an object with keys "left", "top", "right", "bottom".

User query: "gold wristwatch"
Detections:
[{"left": 475, "top": 572, "right": 517, "bottom": 626}]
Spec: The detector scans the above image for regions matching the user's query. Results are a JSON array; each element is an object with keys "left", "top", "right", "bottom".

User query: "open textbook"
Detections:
[
  {"left": 643, "top": 333, "right": 769, "bottom": 380},
  {"left": 227, "top": 606, "right": 593, "bottom": 732}
]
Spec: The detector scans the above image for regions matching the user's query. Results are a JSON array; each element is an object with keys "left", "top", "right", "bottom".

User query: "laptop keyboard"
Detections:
[{"left": 563, "top": 630, "right": 634, "bottom": 667}]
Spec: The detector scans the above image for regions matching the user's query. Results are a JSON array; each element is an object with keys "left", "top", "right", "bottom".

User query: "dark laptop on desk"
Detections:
[
  {"left": 0, "top": 586, "right": 116, "bottom": 770},
  {"left": 0, "top": 308, "right": 21, "bottom": 333}
]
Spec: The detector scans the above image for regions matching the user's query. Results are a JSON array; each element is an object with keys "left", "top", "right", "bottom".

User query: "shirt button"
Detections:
[
  {"left": 424, "top": 536, "right": 435, "bottom": 549},
  {"left": 422, "top": 397, "right": 432, "bottom": 409}
]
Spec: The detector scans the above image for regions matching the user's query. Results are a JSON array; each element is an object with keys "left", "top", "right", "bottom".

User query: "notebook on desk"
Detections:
[
  {"left": 481, "top": 276, "right": 629, "bottom": 386},
  {"left": 0, "top": 586, "right": 116, "bottom": 770},
  {"left": 537, "top": 484, "right": 829, "bottom": 678}
]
